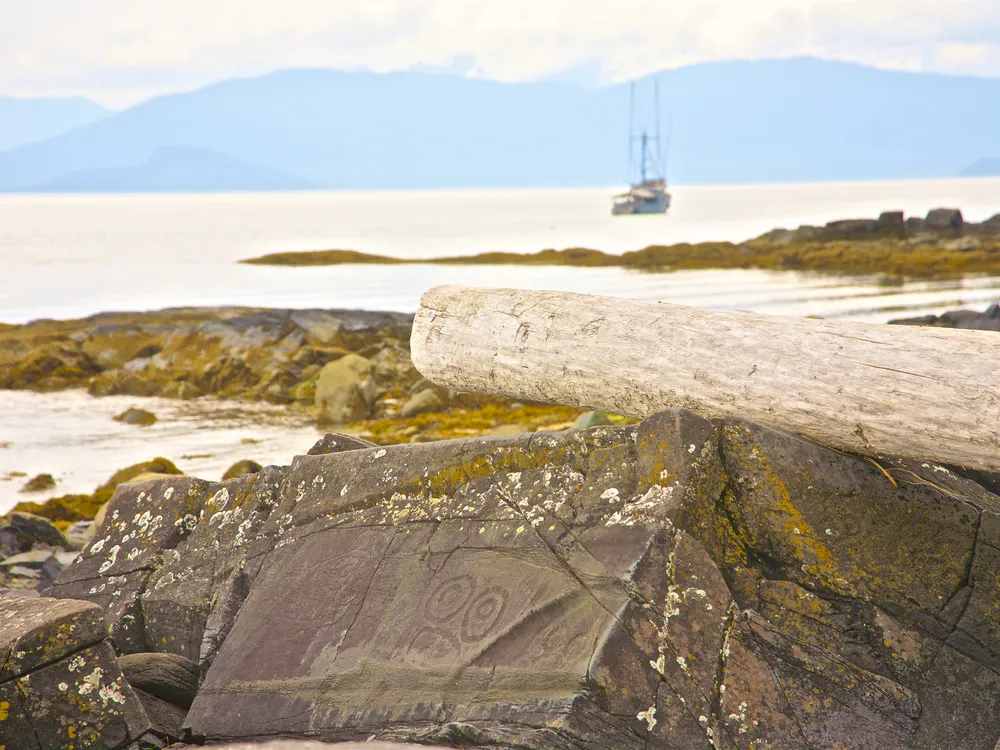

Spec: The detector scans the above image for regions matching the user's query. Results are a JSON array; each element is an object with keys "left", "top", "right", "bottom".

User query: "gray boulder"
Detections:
[
  {"left": 49, "top": 476, "right": 217, "bottom": 653},
  {"left": 572, "top": 410, "right": 614, "bottom": 428},
  {"left": 876, "top": 210, "right": 906, "bottom": 236},
  {"left": 926, "top": 207, "right": 964, "bottom": 230}
]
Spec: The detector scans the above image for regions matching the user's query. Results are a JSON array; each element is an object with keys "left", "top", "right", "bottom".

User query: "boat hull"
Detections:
[{"left": 611, "top": 192, "right": 671, "bottom": 215}]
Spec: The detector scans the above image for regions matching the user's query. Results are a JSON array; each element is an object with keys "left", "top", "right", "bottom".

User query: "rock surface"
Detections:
[
  {"left": 172, "top": 743, "right": 445, "bottom": 749},
  {"left": 306, "top": 433, "right": 378, "bottom": 456},
  {"left": 890, "top": 302, "right": 1000, "bottom": 332},
  {"left": 314, "top": 353, "right": 377, "bottom": 424},
  {"left": 37, "top": 408, "right": 1000, "bottom": 748},
  {"left": 0, "top": 596, "right": 150, "bottom": 748},
  {"left": 0, "top": 307, "right": 413, "bottom": 405},
  {"left": 118, "top": 652, "right": 200, "bottom": 708}
]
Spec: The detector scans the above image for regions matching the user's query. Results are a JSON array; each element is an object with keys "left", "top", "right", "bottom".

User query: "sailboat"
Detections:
[{"left": 611, "top": 79, "right": 671, "bottom": 216}]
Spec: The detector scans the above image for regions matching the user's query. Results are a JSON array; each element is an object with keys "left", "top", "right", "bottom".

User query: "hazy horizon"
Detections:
[{"left": 5, "top": 1, "right": 1000, "bottom": 107}]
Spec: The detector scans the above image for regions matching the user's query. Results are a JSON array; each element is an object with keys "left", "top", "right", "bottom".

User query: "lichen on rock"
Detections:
[{"left": 32, "top": 407, "right": 1000, "bottom": 748}]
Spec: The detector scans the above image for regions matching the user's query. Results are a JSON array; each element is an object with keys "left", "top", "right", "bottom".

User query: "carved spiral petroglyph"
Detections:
[
  {"left": 460, "top": 586, "right": 508, "bottom": 642},
  {"left": 426, "top": 574, "right": 475, "bottom": 622},
  {"left": 404, "top": 575, "right": 512, "bottom": 658}
]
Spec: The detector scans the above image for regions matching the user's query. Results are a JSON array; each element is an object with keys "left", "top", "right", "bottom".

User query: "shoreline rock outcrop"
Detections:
[
  {"left": 0, "top": 307, "right": 414, "bottom": 405},
  {"left": 239, "top": 207, "right": 1000, "bottom": 278},
  {"left": 2, "top": 409, "right": 995, "bottom": 748},
  {"left": 890, "top": 302, "right": 1000, "bottom": 332}
]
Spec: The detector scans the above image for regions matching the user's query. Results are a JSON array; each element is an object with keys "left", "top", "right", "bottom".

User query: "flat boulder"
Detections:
[{"left": 821, "top": 218, "right": 879, "bottom": 239}]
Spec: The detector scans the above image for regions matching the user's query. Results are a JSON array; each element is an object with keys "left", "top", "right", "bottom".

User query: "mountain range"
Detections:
[
  {"left": 0, "top": 95, "right": 110, "bottom": 152},
  {"left": 35, "top": 146, "right": 315, "bottom": 192},
  {"left": 1, "top": 57, "right": 999, "bottom": 191}
]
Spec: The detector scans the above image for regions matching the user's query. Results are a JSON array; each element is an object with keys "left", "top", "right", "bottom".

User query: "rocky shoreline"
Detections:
[
  {"left": 3, "top": 285, "right": 1000, "bottom": 746},
  {"left": 241, "top": 207, "right": 1000, "bottom": 279},
  {"left": 4, "top": 299, "right": 1000, "bottom": 529}
]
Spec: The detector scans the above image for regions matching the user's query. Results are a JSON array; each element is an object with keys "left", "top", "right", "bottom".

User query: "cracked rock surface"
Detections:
[
  {"left": 40, "top": 408, "right": 1000, "bottom": 748},
  {"left": 0, "top": 596, "right": 150, "bottom": 749}
]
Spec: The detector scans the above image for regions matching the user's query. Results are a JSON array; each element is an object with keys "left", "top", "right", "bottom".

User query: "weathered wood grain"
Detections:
[{"left": 412, "top": 285, "right": 1000, "bottom": 471}]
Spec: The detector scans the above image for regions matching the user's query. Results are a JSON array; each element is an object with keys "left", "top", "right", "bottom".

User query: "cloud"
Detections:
[{"left": 3, "top": 0, "right": 1000, "bottom": 105}]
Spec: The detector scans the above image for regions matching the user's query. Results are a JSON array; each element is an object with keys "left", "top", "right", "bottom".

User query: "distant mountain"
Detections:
[
  {"left": 961, "top": 158, "right": 1000, "bottom": 177},
  {"left": 0, "top": 96, "right": 110, "bottom": 151},
  {"left": 2, "top": 58, "right": 1000, "bottom": 190},
  {"left": 30, "top": 145, "right": 315, "bottom": 192}
]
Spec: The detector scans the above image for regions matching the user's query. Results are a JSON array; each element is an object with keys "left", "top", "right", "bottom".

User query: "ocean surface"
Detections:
[{"left": 2, "top": 178, "right": 1000, "bottom": 512}]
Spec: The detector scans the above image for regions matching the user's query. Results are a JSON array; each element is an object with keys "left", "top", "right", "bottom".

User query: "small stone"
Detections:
[
  {"left": 19, "top": 473, "right": 56, "bottom": 493},
  {"left": 222, "top": 459, "right": 264, "bottom": 481},
  {"left": 400, "top": 388, "right": 445, "bottom": 418},
  {"left": 114, "top": 406, "right": 158, "bottom": 426}
]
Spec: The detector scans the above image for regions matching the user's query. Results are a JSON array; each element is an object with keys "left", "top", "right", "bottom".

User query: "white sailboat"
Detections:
[{"left": 612, "top": 79, "right": 671, "bottom": 216}]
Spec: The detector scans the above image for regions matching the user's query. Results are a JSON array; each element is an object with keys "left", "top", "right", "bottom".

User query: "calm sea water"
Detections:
[
  {"left": 2, "top": 179, "right": 1000, "bottom": 512},
  {"left": 2, "top": 178, "right": 1000, "bottom": 323}
]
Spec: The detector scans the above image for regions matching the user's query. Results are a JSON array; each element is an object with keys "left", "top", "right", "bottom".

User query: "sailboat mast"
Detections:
[
  {"left": 654, "top": 77, "right": 661, "bottom": 175},
  {"left": 640, "top": 133, "right": 648, "bottom": 183},
  {"left": 628, "top": 82, "right": 635, "bottom": 185}
]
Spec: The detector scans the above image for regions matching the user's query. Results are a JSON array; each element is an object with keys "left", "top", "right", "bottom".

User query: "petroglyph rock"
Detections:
[{"left": 43, "top": 409, "right": 1000, "bottom": 748}]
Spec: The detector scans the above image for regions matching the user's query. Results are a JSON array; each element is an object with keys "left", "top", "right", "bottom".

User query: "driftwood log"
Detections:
[{"left": 411, "top": 285, "right": 1000, "bottom": 472}]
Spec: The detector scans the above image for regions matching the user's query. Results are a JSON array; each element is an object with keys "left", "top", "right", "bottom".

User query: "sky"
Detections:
[{"left": 4, "top": 0, "right": 1000, "bottom": 107}]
